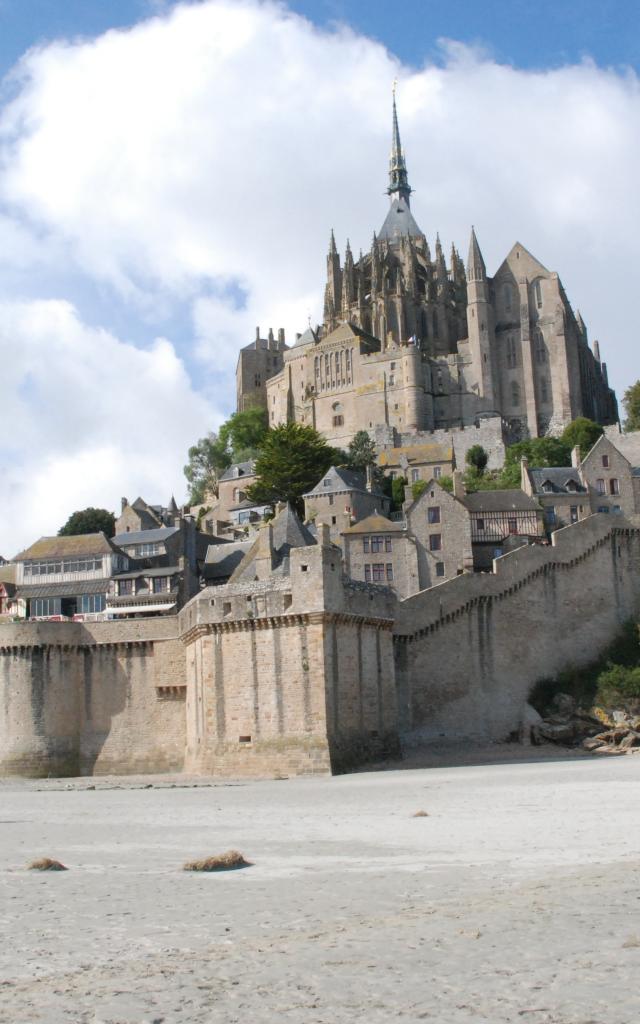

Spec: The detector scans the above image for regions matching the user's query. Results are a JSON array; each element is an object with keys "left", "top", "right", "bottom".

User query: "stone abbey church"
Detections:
[{"left": 237, "top": 97, "right": 617, "bottom": 444}]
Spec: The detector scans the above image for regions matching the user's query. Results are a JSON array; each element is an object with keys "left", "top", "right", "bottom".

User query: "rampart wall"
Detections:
[
  {"left": 394, "top": 514, "right": 640, "bottom": 743},
  {"left": 0, "top": 618, "right": 185, "bottom": 777}
]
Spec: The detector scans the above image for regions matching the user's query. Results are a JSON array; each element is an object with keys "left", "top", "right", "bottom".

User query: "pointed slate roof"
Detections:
[
  {"left": 378, "top": 91, "right": 423, "bottom": 241},
  {"left": 229, "top": 504, "right": 316, "bottom": 582}
]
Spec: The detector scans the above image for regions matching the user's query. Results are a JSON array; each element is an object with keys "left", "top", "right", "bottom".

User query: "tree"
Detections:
[
  {"left": 219, "top": 407, "right": 269, "bottom": 461},
  {"left": 622, "top": 381, "right": 640, "bottom": 432},
  {"left": 184, "top": 431, "right": 232, "bottom": 505},
  {"left": 58, "top": 508, "right": 115, "bottom": 537},
  {"left": 411, "top": 479, "right": 428, "bottom": 501},
  {"left": 560, "top": 417, "right": 603, "bottom": 457},
  {"left": 246, "top": 423, "right": 341, "bottom": 515},
  {"left": 346, "top": 430, "right": 377, "bottom": 472},
  {"left": 498, "top": 436, "right": 572, "bottom": 488},
  {"left": 465, "top": 444, "right": 488, "bottom": 475}
]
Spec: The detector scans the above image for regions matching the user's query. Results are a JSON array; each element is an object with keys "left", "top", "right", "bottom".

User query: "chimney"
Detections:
[
  {"left": 365, "top": 463, "right": 374, "bottom": 492},
  {"left": 255, "top": 326, "right": 260, "bottom": 349},
  {"left": 520, "top": 456, "right": 530, "bottom": 494},
  {"left": 318, "top": 522, "right": 331, "bottom": 548},
  {"left": 121, "top": 497, "right": 128, "bottom": 512},
  {"left": 277, "top": 328, "right": 285, "bottom": 346},
  {"left": 255, "top": 521, "right": 274, "bottom": 580},
  {"left": 452, "top": 469, "right": 465, "bottom": 500},
  {"left": 571, "top": 446, "right": 581, "bottom": 469}
]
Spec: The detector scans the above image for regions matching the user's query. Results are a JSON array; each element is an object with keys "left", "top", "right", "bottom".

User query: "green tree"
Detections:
[
  {"left": 219, "top": 407, "right": 269, "bottom": 461},
  {"left": 560, "top": 417, "right": 603, "bottom": 457},
  {"left": 463, "top": 467, "right": 501, "bottom": 493},
  {"left": 246, "top": 423, "right": 341, "bottom": 515},
  {"left": 438, "top": 475, "right": 453, "bottom": 493},
  {"left": 411, "top": 479, "right": 428, "bottom": 501},
  {"left": 391, "top": 476, "right": 408, "bottom": 509},
  {"left": 346, "top": 430, "right": 377, "bottom": 470},
  {"left": 58, "top": 508, "right": 115, "bottom": 538},
  {"left": 622, "top": 380, "right": 640, "bottom": 432},
  {"left": 498, "top": 436, "right": 572, "bottom": 488},
  {"left": 184, "top": 431, "right": 232, "bottom": 505},
  {"left": 465, "top": 444, "right": 488, "bottom": 475}
]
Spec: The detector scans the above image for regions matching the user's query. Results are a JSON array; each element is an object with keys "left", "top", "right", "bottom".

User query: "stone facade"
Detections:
[
  {"left": 304, "top": 466, "right": 390, "bottom": 543},
  {"left": 236, "top": 328, "right": 287, "bottom": 413},
  {"left": 242, "top": 98, "right": 617, "bottom": 449},
  {"left": 404, "top": 480, "right": 473, "bottom": 589},
  {"left": 2, "top": 510, "right": 640, "bottom": 779}
]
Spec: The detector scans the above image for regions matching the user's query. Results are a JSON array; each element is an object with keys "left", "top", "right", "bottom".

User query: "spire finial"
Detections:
[{"left": 388, "top": 82, "right": 412, "bottom": 205}]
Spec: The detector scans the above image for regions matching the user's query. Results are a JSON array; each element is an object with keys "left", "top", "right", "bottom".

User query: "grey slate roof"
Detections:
[
  {"left": 461, "top": 490, "right": 541, "bottom": 513},
  {"left": 293, "top": 326, "right": 319, "bottom": 348},
  {"left": 304, "top": 466, "right": 368, "bottom": 497},
  {"left": 112, "top": 565, "right": 180, "bottom": 580},
  {"left": 529, "top": 468, "right": 587, "bottom": 495},
  {"left": 202, "top": 541, "right": 252, "bottom": 581},
  {"left": 16, "top": 580, "right": 110, "bottom": 599},
  {"left": 113, "top": 526, "right": 179, "bottom": 546},
  {"left": 378, "top": 198, "right": 424, "bottom": 242},
  {"left": 229, "top": 505, "right": 316, "bottom": 582},
  {"left": 219, "top": 461, "right": 255, "bottom": 483}
]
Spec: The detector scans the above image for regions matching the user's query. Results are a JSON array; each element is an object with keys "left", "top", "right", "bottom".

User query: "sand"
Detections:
[{"left": 1, "top": 748, "right": 640, "bottom": 1024}]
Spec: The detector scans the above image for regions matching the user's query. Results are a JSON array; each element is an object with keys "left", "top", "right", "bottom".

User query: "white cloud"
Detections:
[
  {"left": 0, "top": 300, "right": 214, "bottom": 555},
  {"left": 0, "top": 0, "right": 639, "bottom": 552}
]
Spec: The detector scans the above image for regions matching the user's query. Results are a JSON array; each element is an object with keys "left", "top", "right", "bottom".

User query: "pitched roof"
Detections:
[
  {"left": 14, "top": 533, "right": 120, "bottom": 561},
  {"left": 378, "top": 197, "right": 424, "bottom": 242},
  {"left": 378, "top": 443, "right": 453, "bottom": 468},
  {"left": 292, "top": 326, "right": 319, "bottom": 348},
  {"left": 0, "top": 564, "right": 16, "bottom": 584},
  {"left": 603, "top": 426, "right": 640, "bottom": 467},
  {"left": 16, "top": 579, "right": 110, "bottom": 598},
  {"left": 229, "top": 504, "right": 316, "bottom": 582},
  {"left": 529, "top": 468, "right": 587, "bottom": 495},
  {"left": 343, "top": 513, "right": 404, "bottom": 535},
  {"left": 219, "top": 461, "right": 256, "bottom": 483},
  {"left": 202, "top": 541, "right": 253, "bottom": 581},
  {"left": 304, "top": 465, "right": 375, "bottom": 497},
  {"left": 113, "top": 526, "right": 179, "bottom": 546},
  {"left": 461, "top": 490, "right": 541, "bottom": 513}
]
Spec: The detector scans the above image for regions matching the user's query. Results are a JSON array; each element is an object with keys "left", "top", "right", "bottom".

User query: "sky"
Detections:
[{"left": 0, "top": 0, "right": 638, "bottom": 555}]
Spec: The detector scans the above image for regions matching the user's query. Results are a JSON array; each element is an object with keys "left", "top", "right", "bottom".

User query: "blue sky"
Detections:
[
  {"left": 0, "top": 0, "right": 638, "bottom": 553},
  {"left": 1, "top": 1, "right": 639, "bottom": 78}
]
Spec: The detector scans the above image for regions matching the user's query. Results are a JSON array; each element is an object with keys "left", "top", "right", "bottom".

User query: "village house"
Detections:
[
  {"left": 0, "top": 563, "right": 17, "bottom": 619},
  {"left": 341, "top": 513, "right": 414, "bottom": 593},
  {"left": 12, "top": 533, "right": 130, "bottom": 619},
  {"left": 579, "top": 434, "right": 640, "bottom": 517},
  {"left": 377, "top": 442, "right": 454, "bottom": 485},
  {"left": 521, "top": 455, "right": 590, "bottom": 532},
  {"left": 404, "top": 478, "right": 473, "bottom": 589},
  {"left": 304, "top": 465, "right": 390, "bottom": 542}
]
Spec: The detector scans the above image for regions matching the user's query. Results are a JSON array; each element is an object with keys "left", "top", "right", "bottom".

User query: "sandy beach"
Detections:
[{"left": 1, "top": 749, "right": 639, "bottom": 1024}]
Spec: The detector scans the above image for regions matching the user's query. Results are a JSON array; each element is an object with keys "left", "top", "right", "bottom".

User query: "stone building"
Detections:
[
  {"left": 241, "top": 96, "right": 617, "bottom": 447},
  {"left": 378, "top": 442, "right": 454, "bottom": 485},
  {"left": 404, "top": 478, "right": 473, "bottom": 588},
  {"left": 580, "top": 434, "right": 640, "bottom": 517},
  {"left": 521, "top": 457, "right": 590, "bottom": 532},
  {"left": 342, "top": 513, "right": 414, "bottom": 594},
  {"left": 303, "top": 466, "right": 390, "bottom": 542},
  {"left": 236, "top": 327, "right": 287, "bottom": 412}
]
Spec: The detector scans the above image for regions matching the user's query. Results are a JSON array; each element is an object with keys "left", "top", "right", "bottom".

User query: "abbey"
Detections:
[{"left": 238, "top": 97, "right": 617, "bottom": 445}]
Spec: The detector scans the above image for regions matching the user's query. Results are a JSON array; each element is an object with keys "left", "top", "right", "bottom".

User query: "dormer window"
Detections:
[{"left": 542, "top": 481, "right": 553, "bottom": 492}]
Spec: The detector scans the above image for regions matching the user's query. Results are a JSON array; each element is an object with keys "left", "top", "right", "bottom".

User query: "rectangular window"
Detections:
[
  {"left": 79, "top": 594, "right": 106, "bottom": 614},
  {"left": 152, "top": 577, "right": 167, "bottom": 593},
  {"left": 385, "top": 536, "right": 392, "bottom": 552},
  {"left": 332, "top": 415, "right": 344, "bottom": 427},
  {"left": 372, "top": 563, "right": 385, "bottom": 582},
  {"left": 31, "top": 597, "right": 62, "bottom": 617},
  {"left": 433, "top": 466, "right": 442, "bottom": 479},
  {"left": 435, "top": 561, "right": 445, "bottom": 577},
  {"left": 596, "top": 479, "right": 605, "bottom": 495},
  {"left": 477, "top": 517, "right": 485, "bottom": 531},
  {"left": 597, "top": 506, "right": 610, "bottom": 514},
  {"left": 545, "top": 507, "right": 557, "bottom": 525},
  {"left": 118, "top": 579, "right": 133, "bottom": 596},
  {"left": 429, "top": 534, "right": 442, "bottom": 552},
  {"left": 508, "top": 518, "right": 518, "bottom": 534},
  {"left": 371, "top": 536, "right": 384, "bottom": 553},
  {"left": 602, "top": 454, "right": 610, "bottom": 468},
  {"left": 612, "top": 505, "right": 622, "bottom": 514},
  {"left": 363, "top": 537, "right": 370, "bottom": 553},
  {"left": 570, "top": 506, "right": 578, "bottom": 523},
  {"left": 609, "top": 478, "right": 619, "bottom": 495},
  {"left": 328, "top": 494, "right": 334, "bottom": 506},
  {"left": 428, "top": 507, "right": 440, "bottom": 525},
  {"left": 386, "top": 563, "right": 393, "bottom": 582},
  {"left": 411, "top": 468, "right": 419, "bottom": 482},
  {"left": 364, "top": 565, "right": 371, "bottom": 582},
  {"left": 389, "top": 375, "right": 395, "bottom": 386}
]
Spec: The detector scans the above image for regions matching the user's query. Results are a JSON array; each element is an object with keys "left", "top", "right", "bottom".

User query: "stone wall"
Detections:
[
  {"left": 394, "top": 514, "right": 640, "bottom": 743},
  {"left": 0, "top": 617, "right": 185, "bottom": 777}
]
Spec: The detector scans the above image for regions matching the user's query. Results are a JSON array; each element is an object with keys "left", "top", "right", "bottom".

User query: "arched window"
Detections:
[
  {"left": 506, "top": 336, "right": 517, "bottom": 368},
  {"left": 503, "top": 284, "right": 512, "bottom": 312},
  {"left": 534, "top": 279, "right": 543, "bottom": 309},
  {"left": 511, "top": 380, "right": 520, "bottom": 407},
  {"left": 535, "top": 330, "right": 546, "bottom": 364}
]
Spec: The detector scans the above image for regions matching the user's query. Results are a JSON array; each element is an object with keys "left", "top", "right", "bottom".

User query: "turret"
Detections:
[
  {"left": 342, "top": 240, "right": 354, "bottom": 315},
  {"left": 466, "top": 227, "right": 496, "bottom": 409},
  {"left": 324, "top": 229, "right": 342, "bottom": 328}
]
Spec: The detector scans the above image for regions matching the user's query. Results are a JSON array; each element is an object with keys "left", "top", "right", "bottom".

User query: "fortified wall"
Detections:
[
  {"left": 395, "top": 514, "right": 640, "bottom": 743},
  {"left": 1, "top": 514, "right": 639, "bottom": 778}
]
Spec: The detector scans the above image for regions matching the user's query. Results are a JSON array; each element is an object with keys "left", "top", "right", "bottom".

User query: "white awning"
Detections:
[{"left": 107, "top": 603, "right": 176, "bottom": 616}]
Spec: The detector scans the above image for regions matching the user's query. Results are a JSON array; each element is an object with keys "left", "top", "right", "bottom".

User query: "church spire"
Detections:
[
  {"left": 467, "top": 226, "right": 486, "bottom": 283},
  {"left": 388, "top": 83, "right": 412, "bottom": 205}
]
